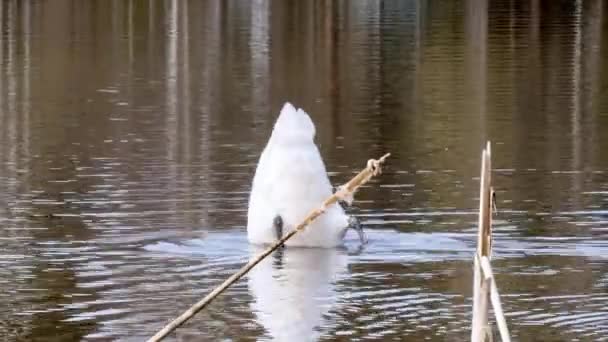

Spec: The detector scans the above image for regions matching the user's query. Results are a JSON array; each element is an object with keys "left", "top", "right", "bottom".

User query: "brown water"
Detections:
[{"left": 1, "top": 0, "right": 607, "bottom": 341}]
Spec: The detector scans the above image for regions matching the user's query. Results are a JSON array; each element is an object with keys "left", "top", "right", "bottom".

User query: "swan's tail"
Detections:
[{"left": 270, "top": 102, "right": 316, "bottom": 143}]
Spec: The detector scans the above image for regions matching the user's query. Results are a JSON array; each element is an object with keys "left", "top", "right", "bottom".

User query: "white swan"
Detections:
[{"left": 247, "top": 102, "right": 364, "bottom": 248}]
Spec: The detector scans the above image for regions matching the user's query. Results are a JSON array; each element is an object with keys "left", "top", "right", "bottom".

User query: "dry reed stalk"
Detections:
[
  {"left": 471, "top": 142, "right": 511, "bottom": 342},
  {"left": 147, "top": 153, "right": 391, "bottom": 342},
  {"left": 479, "top": 256, "right": 511, "bottom": 342},
  {"left": 472, "top": 142, "right": 492, "bottom": 342}
]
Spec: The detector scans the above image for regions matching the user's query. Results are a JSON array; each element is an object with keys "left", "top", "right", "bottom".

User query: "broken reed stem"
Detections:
[
  {"left": 472, "top": 142, "right": 511, "bottom": 342},
  {"left": 479, "top": 141, "right": 492, "bottom": 258},
  {"left": 472, "top": 142, "right": 492, "bottom": 342},
  {"left": 472, "top": 255, "right": 490, "bottom": 342},
  {"left": 147, "top": 153, "right": 391, "bottom": 342},
  {"left": 479, "top": 256, "right": 511, "bottom": 342}
]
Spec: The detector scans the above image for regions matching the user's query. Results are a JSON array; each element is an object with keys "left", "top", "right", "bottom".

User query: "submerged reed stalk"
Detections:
[{"left": 147, "top": 153, "right": 391, "bottom": 342}]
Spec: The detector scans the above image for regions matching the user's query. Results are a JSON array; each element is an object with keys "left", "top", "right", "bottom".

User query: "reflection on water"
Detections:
[
  {"left": 248, "top": 246, "right": 348, "bottom": 341},
  {"left": 1, "top": 0, "right": 608, "bottom": 341}
]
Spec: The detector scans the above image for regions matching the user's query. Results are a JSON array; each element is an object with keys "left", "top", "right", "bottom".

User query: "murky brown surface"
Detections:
[{"left": 1, "top": 1, "right": 607, "bottom": 341}]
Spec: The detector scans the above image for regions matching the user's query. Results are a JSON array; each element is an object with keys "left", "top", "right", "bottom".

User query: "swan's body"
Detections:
[{"left": 247, "top": 103, "right": 352, "bottom": 248}]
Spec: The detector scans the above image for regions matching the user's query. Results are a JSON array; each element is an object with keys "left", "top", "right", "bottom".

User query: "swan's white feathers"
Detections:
[
  {"left": 269, "top": 103, "right": 316, "bottom": 145},
  {"left": 247, "top": 102, "right": 349, "bottom": 247}
]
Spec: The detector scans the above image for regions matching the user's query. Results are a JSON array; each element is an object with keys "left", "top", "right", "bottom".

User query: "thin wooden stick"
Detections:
[
  {"left": 472, "top": 143, "right": 492, "bottom": 342},
  {"left": 472, "top": 142, "right": 511, "bottom": 342},
  {"left": 480, "top": 141, "right": 492, "bottom": 257},
  {"left": 479, "top": 255, "right": 492, "bottom": 281},
  {"left": 472, "top": 254, "right": 491, "bottom": 342},
  {"left": 147, "top": 153, "right": 391, "bottom": 342},
  {"left": 480, "top": 256, "right": 511, "bottom": 342}
]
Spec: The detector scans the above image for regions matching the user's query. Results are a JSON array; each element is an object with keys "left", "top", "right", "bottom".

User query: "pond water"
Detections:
[{"left": 1, "top": 1, "right": 607, "bottom": 341}]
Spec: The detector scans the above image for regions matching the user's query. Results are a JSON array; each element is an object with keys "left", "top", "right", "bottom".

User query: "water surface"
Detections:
[{"left": 1, "top": 1, "right": 607, "bottom": 341}]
